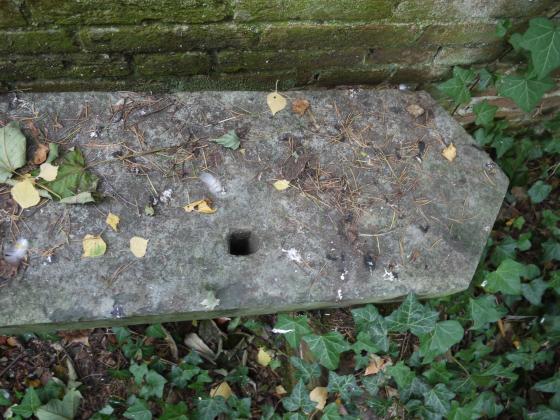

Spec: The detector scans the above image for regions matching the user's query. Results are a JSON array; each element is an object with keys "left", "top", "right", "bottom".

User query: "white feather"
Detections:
[
  {"left": 199, "top": 172, "right": 225, "bottom": 196},
  {"left": 3, "top": 238, "right": 29, "bottom": 265}
]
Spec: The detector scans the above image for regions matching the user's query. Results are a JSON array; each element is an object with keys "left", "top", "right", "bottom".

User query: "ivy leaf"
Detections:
[
  {"left": 145, "top": 324, "right": 167, "bottom": 339},
  {"left": 40, "top": 148, "right": 98, "bottom": 200},
  {"left": 123, "top": 399, "right": 152, "bottom": 420},
  {"left": 521, "top": 278, "right": 549, "bottom": 305},
  {"left": 212, "top": 130, "right": 240, "bottom": 150},
  {"left": 497, "top": 75, "right": 554, "bottom": 112},
  {"left": 0, "top": 389, "right": 10, "bottom": 406},
  {"left": 534, "top": 373, "right": 560, "bottom": 393},
  {"left": 0, "top": 121, "right": 27, "bottom": 183},
  {"left": 273, "top": 314, "right": 312, "bottom": 349},
  {"left": 139, "top": 370, "right": 167, "bottom": 400},
  {"left": 321, "top": 403, "right": 342, "bottom": 420},
  {"left": 36, "top": 388, "right": 82, "bottom": 420},
  {"left": 386, "top": 361, "right": 415, "bottom": 390},
  {"left": 160, "top": 402, "right": 189, "bottom": 420},
  {"left": 12, "top": 387, "right": 42, "bottom": 418},
  {"left": 419, "top": 320, "right": 464, "bottom": 362},
  {"left": 492, "top": 134, "right": 514, "bottom": 159},
  {"left": 281, "top": 380, "right": 316, "bottom": 414},
  {"left": 327, "top": 371, "right": 363, "bottom": 402},
  {"left": 448, "top": 401, "right": 476, "bottom": 420},
  {"left": 438, "top": 67, "right": 476, "bottom": 104},
  {"left": 543, "top": 240, "right": 560, "bottom": 261},
  {"left": 171, "top": 364, "right": 200, "bottom": 389},
  {"left": 484, "top": 258, "right": 525, "bottom": 295},
  {"left": 424, "top": 384, "right": 455, "bottom": 416},
  {"left": 303, "top": 332, "right": 350, "bottom": 370},
  {"left": 129, "top": 363, "right": 148, "bottom": 385},
  {"left": 520, "top": 18, "right": 560, "bottom": 79},
  {"left": 385, "top": 294, "right": 438, "bottom": 336},
  {"left": 289, "top": 357, "right": 321, "bottom": 384},
  {"left": 351, "top": 304, "right": 389, "bottom": 352},
  {"left": 470, "top": 391, "right": 504, "bottom": 417},
  {"left": 469, "top": 295, "right": 506, "bottom": 330},
  {"left": 496, "top": 19, "right": 512, "bottom": 38},
  {"left": 528, "top": 180, "right": 552, "bottom": 204},
  {"left": 195, "top": 397, "right": 229, "bottom": 420},
  {"left": 473, "top": 100, "right": 498, "bottom": 127}
]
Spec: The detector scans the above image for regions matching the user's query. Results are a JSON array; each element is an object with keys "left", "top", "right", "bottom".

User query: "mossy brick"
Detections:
[
  {"left": 64, "top": 54, "right": 131, "bottom": 79},
  {"left": 0, "top": 29, "right": 78, "bottom": 54},
  {"left": 10, "top": 78, "right": 170, "bottom": 93},
  {"left": 233, "top": 0, "right": 396, "bottom": 22},
  {"left": 417, "top": 23, "right": 499, "bottom": 46},
  {"left": 365, "top": 47, "right": 437, "bottom": 65},
  {"left": 259, "top": 23, "right": 421, "bottom": 50},
  {"left": 314, "top": 66, "right": 391, "bottom": 87},
  {"left": 134, "top": 52, "right": 211, "bottom": 77},
  {"left": 172, "top": 71, "right": 299, "bottom": 91},
  {"left": 26, "top": 0, "right": 231, "bottom": 26},
  {"left": 0, "top": 56, "right": 65, "bottom": 81},
  {"left": 217, "top": 49, "right": 366, "bottom": 73},
  {"left": 0, "top": 2, "right": 26, "bottom": 28},
  {"left": 390, "top": 64, "right": 451, "bottom": 83},
  {"left": 393, "top": 0, "right": 554, "bottom": 21},
  {"left": 79, "top": 24, "right": 259, "bottom": 53},
  {"left": 434, "top": 44, "right": 504, "bottom": 66}
]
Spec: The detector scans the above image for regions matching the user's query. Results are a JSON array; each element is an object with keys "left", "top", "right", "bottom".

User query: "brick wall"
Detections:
[{"left": 0, "top": 0, "right": 558, "bottom": 93}]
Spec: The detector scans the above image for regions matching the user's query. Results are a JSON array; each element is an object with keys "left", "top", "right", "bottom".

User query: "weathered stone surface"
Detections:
[
  {"left": 27, "top": 0, "right": 231, "bottom": 25},
  {"left": 134, "top": 52, "right": 211, "bottom": 77},
  {"left": 233, "top": 0, "right": 396, "bottom": 22},
  {"left": 0, "top": 2, "right": 26, "bottom": 28},
  {"left": 0, "top": 29, "right": 78, "bottom": 54},
  {"left": 0, "top": 90, "right": 508, "bottom": 333},
  {"left": 417, "top": 23, "right": 499, "bottom": 46},
  {"left": 434, "top": 44, "right": 503, "bottom": 66}
]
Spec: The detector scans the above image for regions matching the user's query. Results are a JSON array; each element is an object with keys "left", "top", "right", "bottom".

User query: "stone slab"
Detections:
[{"left": 0, "top": 90, "right": 508, "bottom": 333}]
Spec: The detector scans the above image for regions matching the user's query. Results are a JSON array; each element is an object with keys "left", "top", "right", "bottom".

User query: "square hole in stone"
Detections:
[{"left": 228, "top": 230, "right": 258, "bottom": 256}]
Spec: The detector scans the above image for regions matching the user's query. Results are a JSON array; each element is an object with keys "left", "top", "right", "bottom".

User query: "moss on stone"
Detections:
[
  {"left": 234, "top": 0, "right": 396, "bottom": 22},
  {"left": 27, "top": 0, "right": 231, "bottom": 26},
  {"left": 259, "top": 23, "right": 421, "bottom": 50},
  {"left": 80, "top": 24, "right": 260, "bottom": 53},
  {"left": 434, "top": 44, "right": 504, "bottom": 66},
  {"left": 364, "top": 47, "right": 437, "bottom": 65},
  {"left": 418, "top": 23, "right": 500, "bottom": 46},
  {"left": 134, "top": 52, "right": 211, "bottom": 77},
  {"left": 0, "top": 29, "right": 78, "bottom": 54},
  {"left": 315, "top": 66, "right": 392, "bottom": 86},
  {"left": 0, "top": 2, "right": 26, "bottom": 28}
]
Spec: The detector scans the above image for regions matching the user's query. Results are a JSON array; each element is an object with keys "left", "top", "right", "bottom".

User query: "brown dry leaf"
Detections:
[
  {"left": 211, "top": 382, "right": 234, "bottom": 399},
  {"left": 130, "top": 236, "right": 148, "bottom": 258},
  {"left": 364, "top": 354, "right": 390, "bottom": 376},
  {"left": 33, "top": 143, "right": 49, "bottom": 165},
  {"left": 309, "top": 387, "right": 328, "bottom": 410},
  {"left": 106, "top": 212, "right": 120, "bottom": 231},
  {"left": 441, "top": 143, "right": 457, "bottom": 162},
  {"left": 267, "top": 91, "right": 287, "bottom": 116},
  {"left": 257, "top": 347, "right": 273, "bottom": 367},
  {"left": 292, "top": 99, "right": 310, "bottom": 116},
  {"left": 275, "top": 385, "right": 287, "bottom": 396},
  {"left": 82, "top": 235, "right": 107, "bottom": 258},
  {"left": 406, "top": 104, "right": 425, "bottom": 118},
  {"left": 37, "top": 162, "right": 58, "bottom": 181},
  {"left": 7, "top": 336, "right": 20, "bottom": 347},
  {"left": 273, "top": 180, "right": 290, "bottom": 191},
  {"left": 184, "top": 199, "right": 216, "bottom": 214},
  {"left": 11, "top": 178, "right": 41, "bottom": 209},
  {"left": 58, "top": 330, "right": 90, "bottom": 347}
]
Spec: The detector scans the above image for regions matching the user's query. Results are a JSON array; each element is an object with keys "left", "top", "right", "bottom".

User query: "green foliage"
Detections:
[
  {"left": 212, "top": 130, "right": 240, "bottom": 150},
  {"left": 326, "top": 372, "right": 363, "bottom": 402},
  {"left": 303, "top": 332, "right": 350, "bottom": 370},
  {"left": 497, "top": 75, "right": 554, "bottom": 113},
  {"left": 528, "top": 180, "right": 552, "bottom": 204},
  {"left": 418, "top": 320, "right": 464, "bottom": 362},
  {"left": 273, "top": 314, "right": 312, "bottom": 349},
  {"left": 0, "top": 121, "right": 27, "bottom": 182},
  {"left": 281, "top": 380, "right": 315, "bottom": 414},
  {"left": 385, "top": 293, "right": 438, "bottom": 335},
  {"left": 437, "top": 67, "right": 476, "bottom": 104}
]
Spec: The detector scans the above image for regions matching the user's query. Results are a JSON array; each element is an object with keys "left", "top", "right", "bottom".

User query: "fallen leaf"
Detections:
[
  {"left": 257, "top": 347, "right": 273, "bottom": 367},
  {"left": 11, "top": 178, "right": 41, "bottom": 209},
  {"left": 59, "top": 192, "right": 95, "bottom": 204},
  {"left": 309, "top": 387, "right": 328, "bottom": 410},
  {"left": 144, "top": 205, "right": 155, "bottom": 216},
  {"left": 406, "top": 104, "right": 425, "bottom": 118},
  {"left": 213, "top": 130, "right": 240, "bottom": 150},
  {"left": 130, "top": 236, "right": 148, "bottom": 258},
  {"left": 184, "top": 332, "right": 216, "bottom": 361},
  {"left": 82, "top": 234, "right": 107, "bottom": 258},
  {"left": 7, "top": 336, "right": 20, "bottom": 347},
  {"left": 442, "top": 143, "right": 457, "bottom": 162},
  {"left": 33, "top": 143, "right": 49, "bottom": 165},
  {"left": 58, "top": 330, "right": 90, "bottom": 347},
  {"left": 267, "top": 92, "right": 287, "bottom": 116},
  {"left": 273, "top": 180, "right": 290, "bottom": 191},
  {"left": 46, "top": 143, "right": 59, "bottom": 164},
  {"left": 364, "top": 354, "right": 390, "bottom": 376},
  {"left": 210, "top": 382, "right": 233, "bottom": 399},
  {"left": 201, "top": 290, "right": 220, "bottom": 310},
  {"left": 275, "top": 385, "right": 287, "bottom": 396},
  {"left": 292, "top": 99, "right": 310, "bottom": 116},
  {"left": 106, "top": 213, "right": 120, "bottom": 231},
  {"left": 37, "top": 162, "right": 58, "bottom": 181},
  {"left": 0, "top": 122, "right": 27, "bottom": 183},
  {"left": 184, "top": 199, "right": 216, "bottom": 214}
]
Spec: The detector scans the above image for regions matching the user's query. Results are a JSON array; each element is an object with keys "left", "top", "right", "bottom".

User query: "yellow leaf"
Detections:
[
  {"left": 442, "top": 143, "right": 457, "bottom": 162},
  {"left": 309, "top": 387, "right": 328, "bottom": 410},
  {"left": 406, "top": 104, "right": 425, "bottom": 118},
  {"left": 11, "top": 178, "right": 41, "bottom": 209},
  {"left": 364, "top": 354, "right": 390, "bottom": 376},
  {"left": 82, "top": 234, "right": 106, "bottom": 258},
  {"left": 275, "top": 385, "right": 287, "bottom": 396},
  {"left": 273, "top": 180, "right": 290, "bottom": 191},
  {"left": 210, "top": 382, "right": 233, "bottom": 399},
  {"left": 106, "top": 212, "right": 120, "bottom": 231},
  {"left": 37, "top": 162, "right": 58, "bottom": 181},
  {"left": 130, "top": 236, "right": 148, "bottom": 258},
  {"left": 257, "top": 347, "right": 272, "bottom": 367},
  {"left": 267, "top": 91, "right": 287, "bottom": 116},
  {"left": 183, "top": 199, "right": 216, "bottom": 214}
]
